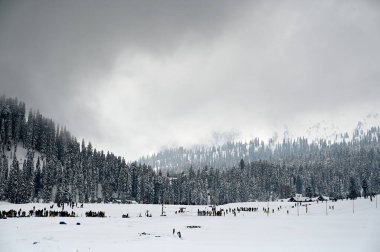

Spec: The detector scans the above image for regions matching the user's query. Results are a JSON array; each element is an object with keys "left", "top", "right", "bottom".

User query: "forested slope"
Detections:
[{"left": 1, "top": 96, "right": 379, "bottom": 204}]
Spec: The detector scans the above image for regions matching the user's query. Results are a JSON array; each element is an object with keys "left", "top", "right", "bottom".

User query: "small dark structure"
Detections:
[{"left": 317, "top": 195, "right": 330, "bottom": 201}]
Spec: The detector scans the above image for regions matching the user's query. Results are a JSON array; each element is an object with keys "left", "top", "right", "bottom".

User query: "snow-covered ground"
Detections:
[{"left": 0, "top": 197, "right": 379, "bottom": 252}]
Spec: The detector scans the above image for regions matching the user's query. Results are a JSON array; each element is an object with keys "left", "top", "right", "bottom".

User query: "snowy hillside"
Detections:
[
  {"left": 0, "top": 197, "right": 379, "bottom": 252},
  {"left": 304, "top": 113, "right": 380, "bottom": 143},
  {"left": 139, "top": 119, "right": 380, "bottom": 172},
  {"left": 4, "top": 143, "right": 43, "bottom": 170}
]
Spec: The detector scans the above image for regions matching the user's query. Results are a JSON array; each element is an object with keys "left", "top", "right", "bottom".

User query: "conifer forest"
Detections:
[{"left": 1, "top": 96, "right": 379, "bottom": 205}]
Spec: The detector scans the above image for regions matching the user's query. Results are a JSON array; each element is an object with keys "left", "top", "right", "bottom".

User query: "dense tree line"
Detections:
[
  {"left": 0, "top": 96, "right": 379, "bottom": 204},
  {"left": 140, "top": 127, "right": 380, "bottom": 173}
]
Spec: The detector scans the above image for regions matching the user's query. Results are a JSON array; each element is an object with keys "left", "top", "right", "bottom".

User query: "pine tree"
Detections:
[
  {"left": 34, "top": 157, "right": 43, "bottom": 200},
  {"left": 0, "top": 119, "right": 5, "bottom": 153},
  {"left": 349, "top": 177, "right": 359, "bottom": 199},
  {"left": 24, "top": 150, "right": 35, "bottom": 201},
  {"left": 296, "top": 175, "right": 303, "bottom": 194},
  {"left": 7, "top": 156, "right": 20, "bottom": 203},
  {"left": 362, "top": 178, "right": 368, "bottom": 198},
  {"left": 0, "top": 155, "right": 7, "bottom": 200},
  {"left": 240, "top": 158, "right": 245, "bottom": 170}
]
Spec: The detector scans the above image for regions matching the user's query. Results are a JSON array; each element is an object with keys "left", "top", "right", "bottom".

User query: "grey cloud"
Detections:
[
  {"left": 0, "top": 0, "right": 249, "bottom": 101},
  {"left": 0, "top": 0, "right": 250, "bottom": 150},
  {"left": 0, "top": 0, "right": 379, "bottom": 159}
]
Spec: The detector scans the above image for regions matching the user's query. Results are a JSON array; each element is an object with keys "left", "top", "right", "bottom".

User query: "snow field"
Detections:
[{"left": 0, "top": 197, "right": 379, "bottom": 252}]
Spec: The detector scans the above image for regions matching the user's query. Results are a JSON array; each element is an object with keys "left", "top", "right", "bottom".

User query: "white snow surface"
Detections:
[
  {"left": 0, "top": 198, "right": 379, "bottom": 252},
  {"left": 4, "top": 143, "right": 43, "bottom": 170}
]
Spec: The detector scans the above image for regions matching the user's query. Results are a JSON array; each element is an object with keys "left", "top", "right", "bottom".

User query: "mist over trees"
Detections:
[{"left": 0, "top": 96, "right": 379, "bottom": 204}]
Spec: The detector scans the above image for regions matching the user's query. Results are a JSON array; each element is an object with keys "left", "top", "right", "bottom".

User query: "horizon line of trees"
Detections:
[{"left": 0, "top": 95, "right": 379, "bottom": 204}]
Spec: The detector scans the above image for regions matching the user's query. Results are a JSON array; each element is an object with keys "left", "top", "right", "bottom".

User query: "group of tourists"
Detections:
[
  {"left": 0, "top": 207, "right": 77, "bottom": 218},
  {"left": 85, "top": 210, "right": 105, "bottom": 217},
  {"left": 55, "top": 202, "right": 84, "bottom": 210},
  {"left": 196, "top": 204, "right": 294, "bottom": 217},
  {"left": 172, "top": 228, "right": 181, "bottom": 238},
  {"left": 197, "top": 209, "right": 221, "bottom": 216},
  {"left": 0, "top": 209, "right": 17, "bottom": 218},
  {"left": 197, "top": 206, "right": 261, "bottom": 217},
  {"left": 236, "top": 206, "right": 260, "bottom": 212},
  {"left": 145, "top": 210, "right": 152, "bottom": 217},
  {"left": 122, "top": 210, "right": 154, "bottom": 218},
  {"left": 34, "top": 208, "right": 76, "bottom": 217}
]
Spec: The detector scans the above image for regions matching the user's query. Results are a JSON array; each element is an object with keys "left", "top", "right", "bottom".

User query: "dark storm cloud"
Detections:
[
  {"left": 0, "top": 0, "right": 379, "bottom": 159},
  {"left": 0, "top": 0, "right": 250, "bottom": 150}
]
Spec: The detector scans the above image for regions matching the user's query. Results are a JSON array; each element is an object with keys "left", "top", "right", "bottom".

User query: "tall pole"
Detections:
[
  {"left": 325, "top": 200, "right": 327, "bottom": 216},
  {"left": 297, "top": 202, "right": 299, "bottom": 216},
  {"left": 376, "top": 194, "right": 377, "bottom": 209},
  {"left": 267, "top": 192, "right": 270, "bottom": 216}
]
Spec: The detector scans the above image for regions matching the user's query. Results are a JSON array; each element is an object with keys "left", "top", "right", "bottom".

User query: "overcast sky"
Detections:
[{"left": 1, "top": 0, "right": 379, "bottom": 160}]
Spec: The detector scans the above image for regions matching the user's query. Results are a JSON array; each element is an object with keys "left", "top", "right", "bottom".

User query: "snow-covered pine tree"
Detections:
[
  {"left": 34, "top": 157, "right": 43, "bottom": 200},
  {"left": 6, "top": 155, "right": 20, "bottom": 203}
]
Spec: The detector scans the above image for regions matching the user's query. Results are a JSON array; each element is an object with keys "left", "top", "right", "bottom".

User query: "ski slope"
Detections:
[{"left": 0, "top": 197, "right": 379, "bottom": 252}]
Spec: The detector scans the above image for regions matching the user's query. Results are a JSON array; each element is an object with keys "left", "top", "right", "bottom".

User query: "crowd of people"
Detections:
[
  {"left": 2, "top": 197, "right": 358, "bottom": 220},
  {"left": 197, "top": 206, "right": 225, "bottom": 216},
  {"left": 196, "top": 204, "right": 304, "bottom": 217},
  {"left": 34, "top": 209, "right": 76, "bottom": 217},
  {"left": 0, "top": 207, "right": 77, "bottom": 218},
  {"left": 85, "top": 210, "right": 105, "bottom": 217},
  {"left": 55, "top": 202, "right": 84, "bottom": 210},
  {"left": 236, "top": 206, "right": 260, "bottom": 212},
  {"left": 0, "top": 209, "right": 17, "bottom": 218},
  {"left": 0, "top": 202, "right": 105, "bottom": 219}
]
